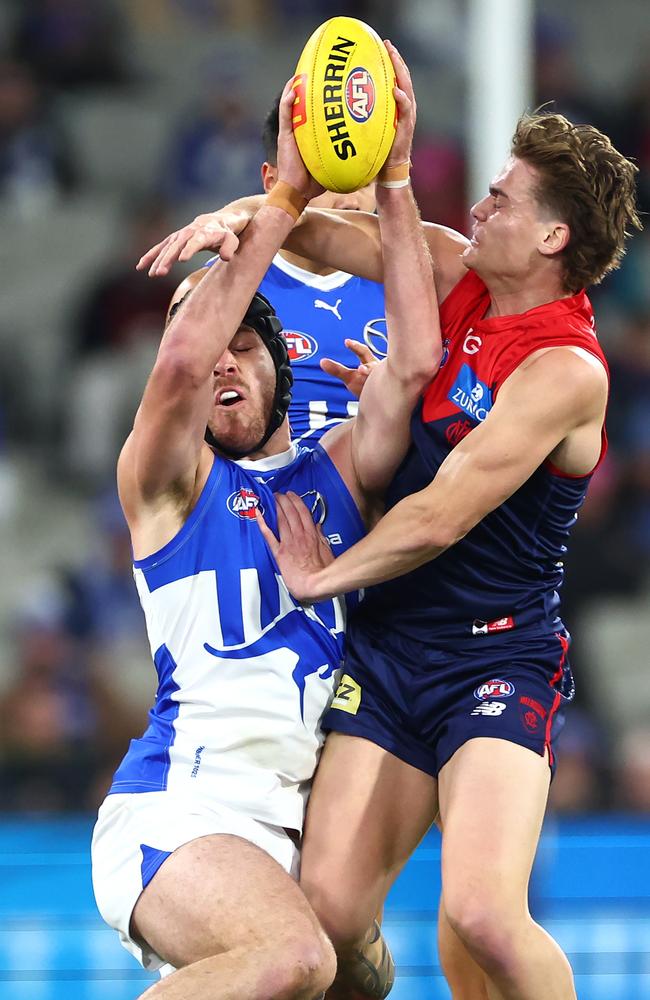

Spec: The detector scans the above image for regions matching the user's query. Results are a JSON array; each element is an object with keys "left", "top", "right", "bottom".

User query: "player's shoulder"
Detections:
[{"left": 505, "top": 345, "right": 608, "bottom": 417}]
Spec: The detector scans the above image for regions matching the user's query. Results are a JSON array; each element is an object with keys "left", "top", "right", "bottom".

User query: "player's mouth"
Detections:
[{"left": 216, "top": 387, "right": 246, "bottom": 408}]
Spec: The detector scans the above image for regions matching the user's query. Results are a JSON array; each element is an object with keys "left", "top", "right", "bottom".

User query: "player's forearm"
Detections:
[
  {"left": 283, "top": 207, "right": 384, "bottom": 281},
  {"left": 161, "top": 205, "right": 295, "bottom": 378},
  {"left": 299, "top": 489, "right": 455, "bottom": 602},
  {"left": 376, "top": 184, "right": 442, "bottom": 379}
]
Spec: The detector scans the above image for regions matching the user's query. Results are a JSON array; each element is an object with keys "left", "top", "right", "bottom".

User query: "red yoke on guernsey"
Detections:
[{"left": 354, "top": 269, "right": 609, "bottom": 643}]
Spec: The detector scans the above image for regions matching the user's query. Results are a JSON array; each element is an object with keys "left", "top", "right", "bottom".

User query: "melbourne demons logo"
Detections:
[
  {"left": 345, "top": 68, "right": 375, "bottom": 122},
  {"left": 284, "top": 330, "right": 318, "bottom": 362},
  {"left": 227, "top": 488, "right": 263, "bottom": 520},
  {"left": 446, "top": 419, "right": 473, "bottom": 446},
  {"left": 474, "top": 679, "right": 515, "bottom": 700}
]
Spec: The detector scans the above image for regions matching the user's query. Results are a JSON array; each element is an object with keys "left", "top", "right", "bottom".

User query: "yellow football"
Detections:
[{"left": 292, "top": 16, "right": 396, "bottom": 193}]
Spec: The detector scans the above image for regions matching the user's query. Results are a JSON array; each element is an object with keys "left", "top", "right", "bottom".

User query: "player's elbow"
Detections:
[
  {"left": 410, "top": 505, "right": 466, "bottom": 555},
  {"left": 153, "top": 347, "right": 206, "bottom": 393},
  {"left": 388, "top": 352, "right": 439, "bottom": 397}
]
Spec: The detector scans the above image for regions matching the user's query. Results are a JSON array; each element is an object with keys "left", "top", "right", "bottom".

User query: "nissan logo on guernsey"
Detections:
[
  {"left": 362, "top": 318, "right": 388, "bottom": 358},
  {"left": 474, "top": 679, "right": 516, "bottom": 700}
]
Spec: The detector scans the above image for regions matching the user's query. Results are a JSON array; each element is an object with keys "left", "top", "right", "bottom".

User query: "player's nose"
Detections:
[
  {"left": 470, "top": 195, "right": 490, "bottom": 221},
  {"left": 213, "top": 350, "right": 238, "bottom": 376}
]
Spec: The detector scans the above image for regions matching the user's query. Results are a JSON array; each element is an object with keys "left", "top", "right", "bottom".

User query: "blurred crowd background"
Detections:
[{"left": 0, "top": 0, "right": 648, "bottom": 818}]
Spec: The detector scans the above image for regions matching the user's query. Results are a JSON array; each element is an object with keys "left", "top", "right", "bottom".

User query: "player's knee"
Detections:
[
  {"left": 269, "top": 927, "right": 336, "bottom": 999},
  {"left": 301, "top": 874, "right": 371, "bottom": 951},
  {"left": 444, "top": 892, "right": 521, "bottom": 978}
]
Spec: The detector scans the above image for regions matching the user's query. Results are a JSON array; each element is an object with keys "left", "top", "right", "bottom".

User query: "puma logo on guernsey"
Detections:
[{"left": 314, "top": 298, "right": 343, "bottom": 320}]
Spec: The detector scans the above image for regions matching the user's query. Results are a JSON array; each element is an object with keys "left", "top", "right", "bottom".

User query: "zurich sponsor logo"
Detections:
[
  {"left": 345, "top": 67, "right": 375, "bottom": 122},
  {"left": 474, "top": 679, "right": 515, "bottom": 700},
  {"left": 448, "top": 364, "right": 493, "bottom": 422},
  {"left": 227, "top": 488, "right": 263, "bottom": 520},
  {"left": 284, "top": 330, "right": 317, "bottom": 362}
]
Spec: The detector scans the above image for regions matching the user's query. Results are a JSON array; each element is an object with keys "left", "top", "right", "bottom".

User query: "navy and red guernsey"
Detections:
[{"left": 356, "top": 269, "right": 609, "bottom": 643}]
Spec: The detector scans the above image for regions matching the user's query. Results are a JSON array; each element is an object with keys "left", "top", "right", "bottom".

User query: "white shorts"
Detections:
[{"left": 91, "top": 791, "right": 301, "bottom": 972}]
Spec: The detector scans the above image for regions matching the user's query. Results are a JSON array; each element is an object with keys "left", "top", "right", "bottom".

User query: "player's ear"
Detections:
[
  {"left": 261, "top": 162, "right": 278, "bottom": 194},
  {"left": 539, "top": 222, "right": 570, "bottom": 257}
]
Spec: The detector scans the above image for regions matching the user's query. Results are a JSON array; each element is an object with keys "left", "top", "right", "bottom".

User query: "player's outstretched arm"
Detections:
[
  {"left": 121, "top": 81, "right": 317, "bottom": 518},
  {"left": 263, "top": 348, "right": 607, "bottom": 601},
  {"left": 323, "top": 42, "right": 442, "bottom": 498}
]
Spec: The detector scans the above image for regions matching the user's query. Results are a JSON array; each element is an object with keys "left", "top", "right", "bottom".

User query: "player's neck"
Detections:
[
  {"left": 482, "top": 272, "right": 572, "bottom": 319},
  {"left": 278, "top": 248, "right": 338, "bottom": 277},
  {"left": 235, "top": 422, "right": 293, "bottom": 464}
]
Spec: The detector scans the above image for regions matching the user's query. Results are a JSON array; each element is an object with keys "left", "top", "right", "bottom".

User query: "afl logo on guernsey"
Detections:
[
  {"left": 227, "top": 488, "right": 264, "bottom": 520},
  {"left": 345, "top": 68, "right": 375, "bottom": 122},
  {"left": 474, "top": 679, "right": 515, "bottom": 700},
  {"left": 284, "top": 330, "right": 317, "bottom": 362}
]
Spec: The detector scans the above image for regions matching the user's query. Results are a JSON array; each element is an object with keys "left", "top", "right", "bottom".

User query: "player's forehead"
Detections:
[
  {"left": 227, "top": 324, "right": 264, "bottom": 350},
  {"left": 490, "top": 156, "right": 540, "bottom": 203}
]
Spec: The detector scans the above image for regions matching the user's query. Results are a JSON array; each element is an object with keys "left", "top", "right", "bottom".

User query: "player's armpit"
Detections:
[
  {"left": 418, "top": 347, "right": 608, "bottom": 548},
  {"left": 421, "top": 223, "right": 470, "bottom": 302}
]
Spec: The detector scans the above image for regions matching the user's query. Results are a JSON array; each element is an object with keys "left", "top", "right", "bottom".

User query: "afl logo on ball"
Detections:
[
  {"left": 284, "top": 330, "right": 317, "bottom": 362},
  {"left": 474, "top": 679, "right": 515, "bottom": 700},
  {"left": 345, "top": 68, "right": 375, "bottom": 122},
  {"left": 227, "top": 488, "right": 263, "bottom": 520}
]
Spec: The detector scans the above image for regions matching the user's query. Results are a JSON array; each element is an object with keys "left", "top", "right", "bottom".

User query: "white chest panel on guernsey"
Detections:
[{"left": 108, "top": 444, "right": 364, "bottom": 831}]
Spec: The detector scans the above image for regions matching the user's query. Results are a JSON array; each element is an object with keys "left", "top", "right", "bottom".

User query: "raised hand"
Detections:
[
  {"left": 276, "top": 77, "right": 325, "bottom": 201},
  {"left": 136, "top": 208, "right": 255, "bottom": 277},
  {"left": 383, "top": 40, "right": 417, "bottom": 168},
  {"left": 256, "top": 492, "right": 335, "bottom": 604},
  {"left": 320, "top": 339, "right": 382, "bottom": 400}
]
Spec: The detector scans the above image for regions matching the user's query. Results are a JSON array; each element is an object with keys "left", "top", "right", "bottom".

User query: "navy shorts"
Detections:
[{"left": 324, "top": 622, "right": 574, "bottom": 778}]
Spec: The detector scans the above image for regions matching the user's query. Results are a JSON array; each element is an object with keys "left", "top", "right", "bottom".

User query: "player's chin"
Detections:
[
  {"left": 462, "top": 242, "right": 481, "bottom": 269},
  {"left": 208, "top": 412, "right": 265, "bottom": 455}
]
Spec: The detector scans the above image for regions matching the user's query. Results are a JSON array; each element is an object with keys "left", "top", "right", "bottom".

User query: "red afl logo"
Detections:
[
  {"left": 474, "top": 678, "right": 515, "bottom": 700},
  {"left": 227, "top": 488, "right": 263, "bottom": 520},
  {"left": 284, "top": 330, "right": 317, "bottom": 362},
  {"left": 345, "top": 67, "right": 375, "bottom": 123}
]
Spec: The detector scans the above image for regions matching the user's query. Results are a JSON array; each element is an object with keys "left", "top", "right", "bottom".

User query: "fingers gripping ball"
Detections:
[{"left": 292, "top": 17, "right": 396, "bottom": 193}]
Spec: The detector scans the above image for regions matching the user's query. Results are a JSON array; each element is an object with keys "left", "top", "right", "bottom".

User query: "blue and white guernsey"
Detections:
[
  {"left": 259, "top": 255, "right": 386, "bottom": 442},
  {"left": 109, "top": 443, "right": 365, "bottom": 832}
]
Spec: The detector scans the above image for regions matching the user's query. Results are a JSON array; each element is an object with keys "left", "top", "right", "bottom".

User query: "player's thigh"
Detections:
[
  {"left": 132, "top": 833, "right": 325, "bottom": 969},
  {"left": 438, "top": 737, "right": 550, "bottom": 921},
  {"left": 300, "top": 733, "right": 438, "bottom": 936}
]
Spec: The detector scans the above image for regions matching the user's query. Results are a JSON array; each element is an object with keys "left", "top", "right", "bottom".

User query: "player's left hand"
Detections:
[
  {"left": 277, "top": 77, "right": 325, "bottom": 202},
  {"left": 256, "top": 492, "right": 334, "bottom": 604},
  {"left": 321, "top": 339, "right": 381, "bottom": 399},
  {"left": 137, "top": 208, "right": 253, "bottom": 276}
]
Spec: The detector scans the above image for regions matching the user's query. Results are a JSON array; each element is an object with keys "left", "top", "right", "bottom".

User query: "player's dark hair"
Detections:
[
  {"left": 512, "top": 112, "right": 642, "bottom": 293},
  {"left": 167, "top": 292, "right": 191, "bottom": 323},
  {"left": 261, "top": 94, "right": 281, "bottom": 165}
]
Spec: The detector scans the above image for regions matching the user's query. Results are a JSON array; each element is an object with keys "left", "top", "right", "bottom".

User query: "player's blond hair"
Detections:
[{"left": 512, "top": 112, "right": 642, "bottom": 294}]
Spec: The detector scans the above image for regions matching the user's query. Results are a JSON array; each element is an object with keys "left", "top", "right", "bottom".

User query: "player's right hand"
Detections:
[
  {"left": 136, "top": 209, "right": 253, "bottom": 277},
  {"left": 383, "top": 40, "right": 417, "bottom": 169},
  {"left": 320, "top": 339, "right": 381, "bottom": 400}
]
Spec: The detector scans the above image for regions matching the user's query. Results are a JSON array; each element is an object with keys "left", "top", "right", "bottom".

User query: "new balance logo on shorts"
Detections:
[{"left": 470, "top": 701, "right": 507, "bottom": 717}]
